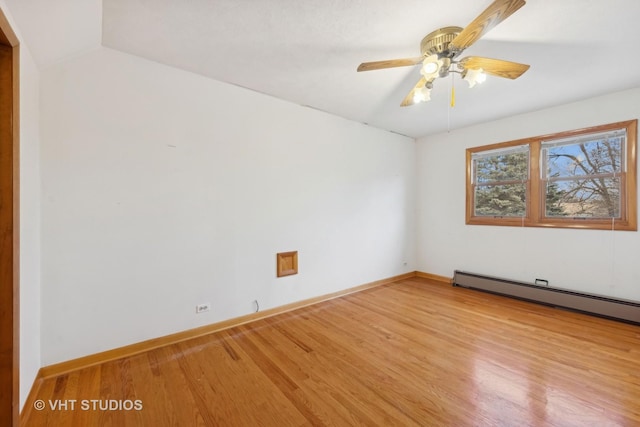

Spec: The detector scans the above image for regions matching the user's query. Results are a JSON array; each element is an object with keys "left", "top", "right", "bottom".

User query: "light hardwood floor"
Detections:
[{"left": 23, "top": 277, "right": 640, "bottom": 426}]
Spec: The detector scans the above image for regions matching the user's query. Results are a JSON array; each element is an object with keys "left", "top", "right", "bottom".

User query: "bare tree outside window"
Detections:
[{"left": 543, "top": 131, "right": 624, "bottom": 219}]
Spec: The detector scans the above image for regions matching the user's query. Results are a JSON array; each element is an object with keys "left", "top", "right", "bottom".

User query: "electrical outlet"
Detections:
[
  {"left": 195, "top": 302, "right": 211, "bottom": 313},
  {"left": 535, "top": 279, "right": 549, "bottom": 287}
]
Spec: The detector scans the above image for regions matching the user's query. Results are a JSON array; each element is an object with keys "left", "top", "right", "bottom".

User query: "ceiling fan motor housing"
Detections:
[{"left": 420, "top": 26, "right": 463, "bottom": 58}]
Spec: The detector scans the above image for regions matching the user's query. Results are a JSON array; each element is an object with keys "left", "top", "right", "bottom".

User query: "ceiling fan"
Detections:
[{"left": 357, "top": 0, "right": 530, "bottom": 107}]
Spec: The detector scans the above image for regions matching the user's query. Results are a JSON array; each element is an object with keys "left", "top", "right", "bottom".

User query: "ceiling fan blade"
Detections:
[
  {"left": 401, "top": 77, "right": 429, "bottom": 107},
  {"left": 357, "top": 56, "right": 424, "bottom": 72},
  {"left": 460, "top": 56, "right": 530, "bottom": 79},
  {"left": 450, "top": 0, "right": 526, "bottom": 51}
]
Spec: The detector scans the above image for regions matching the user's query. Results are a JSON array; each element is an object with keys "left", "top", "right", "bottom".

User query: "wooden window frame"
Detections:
[{"left": 466, "top": 120, "right": 637, "bottom": 231}]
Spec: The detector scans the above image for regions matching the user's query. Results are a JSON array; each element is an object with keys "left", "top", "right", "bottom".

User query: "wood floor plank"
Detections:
[
  {"left": 23, "top": 278, "right": 640, "bottom": 426},
  {"left": 248, "top": 315, "right": 419, "bottom": 425}
]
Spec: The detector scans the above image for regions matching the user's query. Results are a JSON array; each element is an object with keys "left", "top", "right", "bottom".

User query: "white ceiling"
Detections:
[{"left": 7, "top": 0, "right": 640, "bottom": 138}]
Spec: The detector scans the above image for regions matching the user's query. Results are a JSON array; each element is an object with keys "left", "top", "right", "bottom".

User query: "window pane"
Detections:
[
  {"left": 544, "top": 135, "right": 623, "bottom": 179},
  {"left": 545, "top": 177, "right": 620, "bottom": 218},
  {"left": 475, "top": 183, "right": 526, "bottom": 217},
  {"left": 474, "top": 150, "right": 528, "bottom": 184}
]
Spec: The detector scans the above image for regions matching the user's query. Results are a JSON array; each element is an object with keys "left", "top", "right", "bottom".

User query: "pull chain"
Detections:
[
  {"left": 451, "top": 73, "right": 456, "bottom": 108},
  {"left": 447, "top": 73, "right": 455, "bottom": 132}
]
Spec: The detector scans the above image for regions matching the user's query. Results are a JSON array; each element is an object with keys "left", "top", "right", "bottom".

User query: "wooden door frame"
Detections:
[{"left": 0, "top": 7, "right": 19, "bottom": 426}]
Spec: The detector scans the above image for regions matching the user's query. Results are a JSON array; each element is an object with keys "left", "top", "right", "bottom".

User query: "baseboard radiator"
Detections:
[{"left": 453, "top": 270, "right": 640, "bottom": 325}]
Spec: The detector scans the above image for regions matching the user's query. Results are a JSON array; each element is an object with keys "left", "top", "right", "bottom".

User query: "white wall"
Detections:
[
  {"left": 40, "top": 47, "right": 416, "bottom": 365},
  {"left": 18, "top": 44, "right": 41, "bottom": 411},
  {"left": 0, "top": 0, "right": 42, "bottom": 410},
  {"left": 417, "top": 88, "right": 640, "bottom": 301}
]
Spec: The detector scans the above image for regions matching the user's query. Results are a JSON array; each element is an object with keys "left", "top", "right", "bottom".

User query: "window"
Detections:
[
  {"left": 542, "top": 129, "right": 625, "bottom": 219},
  {"left": 472, "top": 145, "right": 529, "bottom": 218},
  {"left": 466, "top": 120, "right": 637, "bottom": 230}
]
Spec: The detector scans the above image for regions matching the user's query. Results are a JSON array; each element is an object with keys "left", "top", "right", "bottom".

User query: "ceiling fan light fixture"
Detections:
[
  {"left": 420, "top": 55, "right": 441, "bottom": 79},
  {"left": 423, "top": 62, "right": 438, "bottom": 74},
  {"left": 413, "top": 86, "right": 431, "bottom": 104},
  {"left": 463, "top": 68, "right": 487, "bottom": 88},
  {"left": 476, "top": 69, "right": 487, "bottom": 84}
]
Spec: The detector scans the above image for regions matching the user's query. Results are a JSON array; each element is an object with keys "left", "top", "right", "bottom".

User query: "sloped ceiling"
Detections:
[{"left": 7, "top": 0, "right": 640, "bottom": 138}]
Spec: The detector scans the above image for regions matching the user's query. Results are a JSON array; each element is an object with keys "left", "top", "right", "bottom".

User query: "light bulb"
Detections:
[
  {"left": 423, "top": 62, "right": 438, "bottom": 74},
  {"left": 476, "top": 70, "right": 487, "bottom": 84},
  {"left": 420, "top": 55, "right": 441, "bottom": 79},
  {"left": 413, "top": 86, "right": 431, "bottom": 104},
  {"left": 463, "top": 68, "right": 486, "bottom": 88}
]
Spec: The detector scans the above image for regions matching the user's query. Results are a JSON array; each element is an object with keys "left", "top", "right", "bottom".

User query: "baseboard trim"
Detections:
[
  {"left": 415, "top": 271, "right": 453, "bottom": 285},
  {"left": 38, "top": 271, "right": 417, "bottom": 380}
]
